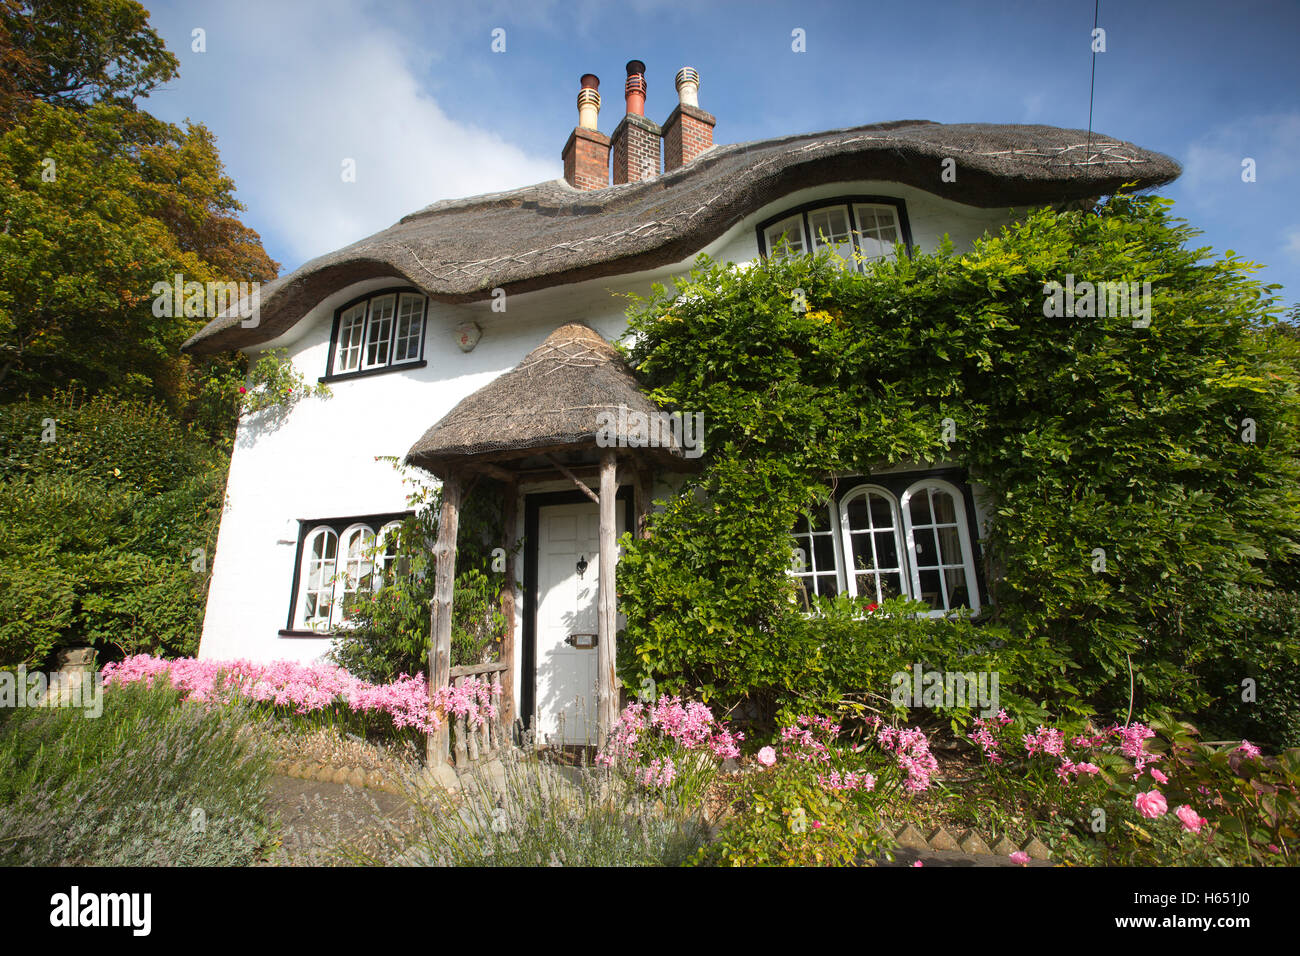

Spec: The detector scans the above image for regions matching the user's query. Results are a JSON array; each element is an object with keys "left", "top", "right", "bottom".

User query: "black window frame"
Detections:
[
  {"left": 756, "top": 195, "right": 914, "bottom": 264},
  {"left": 280, "top": 509, "right": 415, "bottom": 636},
  {"left": 320, "top": 287, "right": 429, "bottom": 383}
]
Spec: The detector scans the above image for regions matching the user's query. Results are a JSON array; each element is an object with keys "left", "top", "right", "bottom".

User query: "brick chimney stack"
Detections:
[
  {"left": 562, "top": 73, "right": 611, "bottom": 190},
  {"left": 610, "top": 60, "right": 662, "bottom": 184},
  {"left": 663, "top": 67, "right": 716, "bottom": 171}
]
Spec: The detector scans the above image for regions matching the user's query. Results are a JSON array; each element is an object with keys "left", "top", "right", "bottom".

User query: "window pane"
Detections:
[
  {"left": 936, "top": 525, "right": 964, "bottom": 565},
  {"left": 874, "top": 529, "right": 900, "bottom": 570},
  {"left": 303, "top": 529, "right": 338, "bottom": 629},
  {"left": 808, "top": 207, "right": 855, "bottom": 268},
  {"left": 932, "top": 489, "right": 958, "bottom": 524},
  {"left": 339, "top": 526, "right": 375, "bottom": 621},
  {"left": 393, "top": 294, "right": 425, "bottom": 363},
  {"left": 765, "top": 215, "right": 805, "bottom": 256},
  {"left": 365, "top": 295, "right": 396, "bottom": 367},
  {"left": 917, "top": 568, "right": 944, "bottom": 609},
  {"left": 908, "top": 490, "right": 933, "bottom": 527},
  {"left": 336, "top": 304, "right": 366, "bottom": 372},
  {"left": 852, "top": 204, "right": 901, "bottom": 265},
  {"left": 945, "top": 567, "right": 971, "bottom": 610}
]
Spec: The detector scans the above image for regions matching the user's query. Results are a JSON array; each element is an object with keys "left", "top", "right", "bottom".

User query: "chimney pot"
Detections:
[
  {"left": 577, "top": 74, "right": 601, "bottom": 130},
  {"left": 675, "top": 67, "right": 700, "bottom": 108},
  {"left": 624, "top": 59, "right": 647, "bottom": 116}
]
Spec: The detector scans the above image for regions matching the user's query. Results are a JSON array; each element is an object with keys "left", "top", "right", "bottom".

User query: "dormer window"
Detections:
[
  {"left": 757, "top": 197, "right": 911, "bottom": 270},
  {"left": 324, "top": 288, "right": 428, "bottom": 381}
]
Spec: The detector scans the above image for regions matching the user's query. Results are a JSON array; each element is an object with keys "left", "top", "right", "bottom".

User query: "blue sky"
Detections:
[{"left": 141, "top": 0, "right": 1300, "bottom": 308}]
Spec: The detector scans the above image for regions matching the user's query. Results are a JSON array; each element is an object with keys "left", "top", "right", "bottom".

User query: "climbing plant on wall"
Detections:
[{"left": 615, "top": 193, "right": 1300, "bottom": 726}]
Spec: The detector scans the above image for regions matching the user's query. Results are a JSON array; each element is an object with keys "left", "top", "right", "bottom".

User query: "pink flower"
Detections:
[
  {"left": 911, "top": 860, "right": 923, "bottom": 867},
  {"left": 756, "top": 746, "right": 777, "bottom": 767},
  {"left": 1236, "top": 740, "right": 1262, "bottom": 759},
  {"left": 1009, "top": 851, "right": 1030, "bottom": 866},
  {"left": 1134, "top": 790, "right": 1168, "bottom": 819},
  {"left": 1149, "top": 767, "right": 1168, "bottom": 784},
  {"left": 1175, "top": 805, "right": 1206, "bottom": 834},
  {"left": 238, "top": 386, "right": 246, "bottom": 394},
  {"left": 811, "top": 820, "right": 823, "bottom": 830}
]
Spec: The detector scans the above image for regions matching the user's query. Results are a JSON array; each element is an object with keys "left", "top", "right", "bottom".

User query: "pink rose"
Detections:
[
  {"left": 1009, "top": 851, "right": 1030, "bottom": 865},
  {"left": 1134, "top": 790, "right": 1168, "bottom": 819},
  {"left": 1175, "top": 804, "right": 1206, "bottom": 834},
  {"left": 911, "top": 860, "right": 923, "bottom": 867},
  {"left": 756, "top": 746, "right": 777, "bottom": 767}
]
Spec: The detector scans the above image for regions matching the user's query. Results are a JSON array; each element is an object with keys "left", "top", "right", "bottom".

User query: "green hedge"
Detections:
[{"left": 0, "top": 393, "right": 226, "bottom": 665}]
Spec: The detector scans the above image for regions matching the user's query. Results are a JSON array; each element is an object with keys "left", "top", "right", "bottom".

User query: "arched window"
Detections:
[
  {"left": 287, "top": 512, "right": 413, "bottom": 634},
  {"left": 900, "top": 479, "right": 980, "bottom": 615},
  {"left": 839, "top": 485, "right": 907, "bottom": 604},
  {"left": 338, "top": 524, "right": 376, "bottom": 623},
  {"left": 786, "top": 473, "right": 983, "bottom": 616},
  {"left": 298, "top": 526, "right": 339, "bottom": 631}
]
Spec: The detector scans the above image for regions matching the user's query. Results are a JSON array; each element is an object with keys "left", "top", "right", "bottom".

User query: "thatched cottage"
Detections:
[{"left": 183, "top": 62, "right": 1179, "bottom": 753}]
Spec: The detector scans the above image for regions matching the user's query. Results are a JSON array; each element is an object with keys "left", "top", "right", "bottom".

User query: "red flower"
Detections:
[
  {"left": 238, "top": 386, "right": 247, "bottom": 394},
  {"left": 865, "top": 602, "right": 879, "bottom": 612}
]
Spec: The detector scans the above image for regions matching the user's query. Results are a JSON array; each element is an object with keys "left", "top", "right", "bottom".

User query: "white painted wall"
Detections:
[{"left": 197, "top": 180, "right": 1019, "bottom": 669}]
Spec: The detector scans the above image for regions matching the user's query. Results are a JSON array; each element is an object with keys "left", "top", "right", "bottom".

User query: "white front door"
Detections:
[{"left": 534, "top": 500, "right": 624, "bottom": 746}]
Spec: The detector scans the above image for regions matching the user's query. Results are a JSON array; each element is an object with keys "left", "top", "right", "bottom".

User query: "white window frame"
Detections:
[
  {"left": 788, "top": 476, "right": 982, "bottom": 617},
  {"left": 375, "top": 520, "right": 404, "bottom": 586},
  {"left": 790, "top": 500, "right": 846, "bottom": 607},
  {"left": 838, "top": 484, "right": 909, "bottom": 606},
  {"left": 337, "top": 523, "right": 377, "bottom": 625},
  {"left": 899, "top": 479, "right": 981, "bottom": 617},
  {"left": 759, "top": 198, "right": 906, "bottom": 272},
  {"left": 297, "top": 526, "right": 340, "bottom": 632},
  {"left": 329, "top": 289, "right": 427, "bottom": 377}
]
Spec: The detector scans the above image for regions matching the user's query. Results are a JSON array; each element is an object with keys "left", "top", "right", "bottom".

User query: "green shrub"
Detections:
[
  {"left": 1198, "top": 588, "right": 1300, "bottom": 750},
  {"left": 0, "top": 393, "right": 224, "bottom": 666},
  {"left": 0, "top": 681, "right": 273, "bottom": 865}
]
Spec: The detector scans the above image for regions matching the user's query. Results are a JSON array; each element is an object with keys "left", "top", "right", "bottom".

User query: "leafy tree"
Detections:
[{"left": 0, "top": 0, "right": 178, "bottom": 112}]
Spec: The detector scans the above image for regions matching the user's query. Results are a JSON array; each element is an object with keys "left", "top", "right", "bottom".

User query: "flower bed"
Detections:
[{"left": 102, "top": 655, "right": 498, "bottom": 740}]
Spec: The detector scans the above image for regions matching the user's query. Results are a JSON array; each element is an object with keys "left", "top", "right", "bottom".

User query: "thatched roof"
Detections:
[
  {"left": 404, "top": 323, "right": 683, "bottom": 476},
  {"left": 184, "top": 119, "right": 1180, "bottom": 355}
]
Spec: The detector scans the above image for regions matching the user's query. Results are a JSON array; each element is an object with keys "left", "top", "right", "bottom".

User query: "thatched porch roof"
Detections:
[{"left": 404, "top": 323, "right": 684, "bottom": 477}]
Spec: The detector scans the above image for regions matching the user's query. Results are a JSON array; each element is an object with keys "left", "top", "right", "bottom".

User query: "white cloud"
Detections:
[
  {"left": 148, "top": 0, "right": 555, "bottom": 271},
  {"left": 1283, "top": 228, "right": 1300, "bottom": 265},
  {"left": 1180, "top": 112, "right": 1300, "bottom": 207}
]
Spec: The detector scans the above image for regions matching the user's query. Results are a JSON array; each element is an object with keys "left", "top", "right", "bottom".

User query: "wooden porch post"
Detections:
[
  {"left": 596, "top": 449, "right": 619, "bottom": 745},
  {"left": 427, "top": 470, "right": 462, "bottom": 768},
  {"left": 499, "top": 481, "right": 518, "bottom": 734}
]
